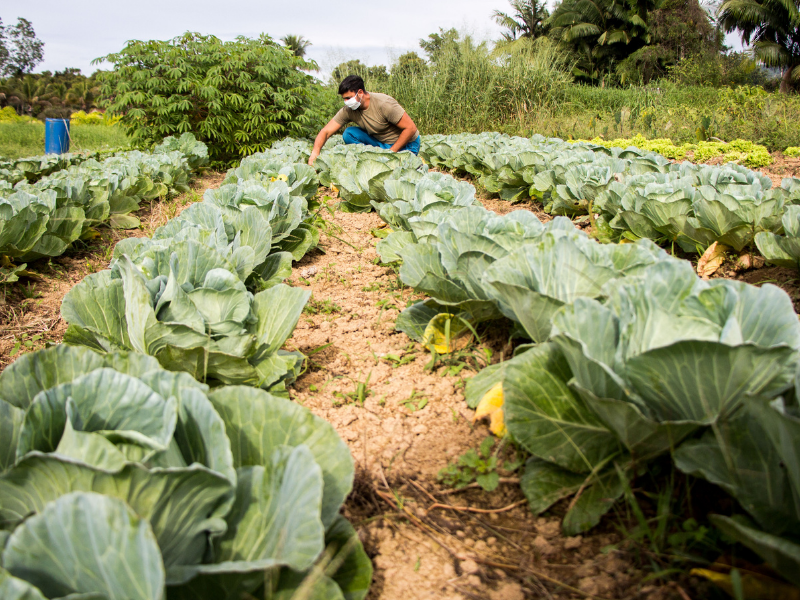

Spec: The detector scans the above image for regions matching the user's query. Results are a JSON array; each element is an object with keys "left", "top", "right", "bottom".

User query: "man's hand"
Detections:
[
  {"left": 310, "top": 118, "right": 342, "bottom": 165},
  {"left": 389, "top": 112, "right": 418, "bottom": 152}
]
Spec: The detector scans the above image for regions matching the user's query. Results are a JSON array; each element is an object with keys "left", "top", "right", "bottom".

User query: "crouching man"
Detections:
[{"left": 308, "top": 74, "right": 420, "bottom": 166}]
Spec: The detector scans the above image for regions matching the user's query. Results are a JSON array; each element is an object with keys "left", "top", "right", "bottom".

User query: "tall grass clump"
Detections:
[{"left": 370, "top": 37, "right": 574, "bottom": 134}]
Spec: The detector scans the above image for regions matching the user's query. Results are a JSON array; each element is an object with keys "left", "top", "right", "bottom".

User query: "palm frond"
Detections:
[{"left": 564, "top": 22, "right": 603, "bottom": 41}]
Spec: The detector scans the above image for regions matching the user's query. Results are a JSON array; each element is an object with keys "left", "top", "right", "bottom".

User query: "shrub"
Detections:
[
  {"left": 785, "top": 147, "right": 800, "bottom": 158},
  {"left": 96, "top": 32, "right": 317, "bottom": 166}
]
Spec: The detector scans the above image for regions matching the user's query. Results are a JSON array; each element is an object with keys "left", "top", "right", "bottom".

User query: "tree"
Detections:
[
  {"left": 97, "top": 32, "right": 316, "bottom": 164},
  {"left": 718, "top": 0, "right": 800, "bottom": 93},
  {"left": 281, "top": 34, "right": 311, "bottom": 58},
  {"left": 547, "top": 0, "right": 665, "bottom": 82},
  {"left": 493, "top": 0, "right": 550, "bottom": 41},
  {"left": 419, "top": 27, "right": 460, "bottom": 62},
  {"left": 617, "top": 0, "right": 720, "bottom": 83},
  {"left": 65, "top": 80, "right": 98, "bottom": 110},
  {"left": 2, "top": 17, "right": 44, "bottom": 76},
  {"left": 393, "top": 51, "right": 427, "bottom": 76},
  {"left": 0, "top": 18, "right": 9, "bottom": 73},
  {"left": 330, "top": 59, "right": 388, "bottom": 83}
]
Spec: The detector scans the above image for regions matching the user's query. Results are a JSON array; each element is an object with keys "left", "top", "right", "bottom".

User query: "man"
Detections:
[{"left": 308, "top": 75, "right": 420, "bottom": 166}]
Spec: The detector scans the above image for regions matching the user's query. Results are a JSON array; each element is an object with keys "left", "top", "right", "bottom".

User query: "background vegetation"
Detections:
[
  {"left": 2, "top": 1, "right": 800, "bottom": 157},
  {"left": 311, "top": 0, "right": 800, "bottom": 151}
]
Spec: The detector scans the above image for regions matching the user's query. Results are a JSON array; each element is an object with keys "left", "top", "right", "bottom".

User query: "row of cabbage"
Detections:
[
  {"left": 0, "top": 151, "right": 116, "bottom": 186},
  {"left": 0, "top": 345, "right": 370, "bottom": 600},
  {"left": 189, "top": 134, "right": 800, "bottom": 588},
  {"left": 61, "top": 151, "right": 323, "bottom": 395},
  {"left": 311, "top": 143, "right": 800, "bottom": 588},
  {"left": 0, "top": 134, "right": 209, "bottom": 288},
  {"left": 0, "top": 141, "right": 372, "bottom": 599},
  {"left": 420, "top": 132, "right": 800, "bottom": 266}
]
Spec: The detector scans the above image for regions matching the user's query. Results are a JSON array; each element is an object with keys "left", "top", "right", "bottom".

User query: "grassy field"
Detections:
[{"left": 0, "top": 122, "right": 129, "bottom": 158}]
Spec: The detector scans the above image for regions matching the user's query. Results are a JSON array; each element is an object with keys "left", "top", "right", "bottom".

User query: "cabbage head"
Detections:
[{"left": 0, "top": 344, "right": 370, "bottom": 600}]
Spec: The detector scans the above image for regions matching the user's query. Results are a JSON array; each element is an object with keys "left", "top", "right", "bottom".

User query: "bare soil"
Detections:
[{"left": 286, "top": 200, "right": 702, "bottom": 600}]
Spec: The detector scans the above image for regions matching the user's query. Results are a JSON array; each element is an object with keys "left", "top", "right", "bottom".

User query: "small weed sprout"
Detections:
[{"left": 438, "top": 437, "right": 521, "bottom": 492}]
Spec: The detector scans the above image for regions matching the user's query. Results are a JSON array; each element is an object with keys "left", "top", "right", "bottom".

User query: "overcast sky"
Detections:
[{"left": 6, "top": 1, "right": 744, "bottom": 79}]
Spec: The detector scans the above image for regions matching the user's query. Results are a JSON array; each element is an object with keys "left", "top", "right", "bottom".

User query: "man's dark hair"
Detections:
[{"left": 338, "top": 75, "right": 365, "bottom": 95}]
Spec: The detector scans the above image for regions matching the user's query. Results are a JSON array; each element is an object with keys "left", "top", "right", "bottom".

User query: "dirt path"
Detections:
[{"left": 286, "top": 202, "right": 696, "bottom": 600}]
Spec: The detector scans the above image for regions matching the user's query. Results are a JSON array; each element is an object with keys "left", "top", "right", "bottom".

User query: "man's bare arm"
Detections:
[
  {"left": 389, "top": 112, "right": 418, "bottom": 153},
  {"left": 308, "top": 119, "right": 342, "bottom": 165}
]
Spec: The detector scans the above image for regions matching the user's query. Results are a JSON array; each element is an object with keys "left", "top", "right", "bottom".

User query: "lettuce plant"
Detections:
[{"left": 0, "top": 345, "right": 370, "bottom": 600}]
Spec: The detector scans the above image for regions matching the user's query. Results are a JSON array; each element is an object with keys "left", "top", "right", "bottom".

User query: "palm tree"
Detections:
[
  {"left": 0, "top": 75, "right": 47, "bottom": 114},
  {"left": 718, "top": 0, "right": 800, "bottom": 93},
  {"left": 46, "top": 81, "right": 68, "bottom": 104},
  {"left": 281, "top": 35, "right": 311, "bottom": 59},
  {"left": 547, "top": 0, "right": 664, "bottom": 82},
  {"left": 65, "top": 80, "right": 98, "bottom": 110},
  {"left": 493, "top": 0, "right": 550, "bottom": 41}
]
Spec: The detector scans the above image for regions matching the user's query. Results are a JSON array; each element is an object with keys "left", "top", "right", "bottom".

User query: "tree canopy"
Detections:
[{"left": 0, "top": 17, "right": 44, "bottom": 77}]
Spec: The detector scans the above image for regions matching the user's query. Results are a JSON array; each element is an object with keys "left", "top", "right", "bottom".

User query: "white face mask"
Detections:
[{"left": 343, "top": 91, "right": 361, "bottom": 110}]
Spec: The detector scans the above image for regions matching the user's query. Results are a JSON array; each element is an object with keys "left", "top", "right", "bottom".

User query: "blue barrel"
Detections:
[{"left": 45, "top": 118, "right": 71, "bottom": 154}]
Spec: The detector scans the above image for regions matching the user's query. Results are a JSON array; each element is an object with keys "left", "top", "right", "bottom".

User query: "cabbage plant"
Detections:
[
  {"left": 483, "top": 233, "right": 671, "bottom": 343},
  {"left": 674, "top": 394, "right": 800, "bottom": 587},
  {"left": 61, "top": 244, "right": 310, "bottom": 393},
  {"left": 0, "top": 189, "right": 74, "bottom": 260},
  {"left": 377, "top": 171, "right": 479, "bottom": 232},
  {"left": 755, "top": 205, "right": 800, "bottom": 269},
  {"left": 315, "top": 143, "right": 426, "bottom": 212},
  {"left": 0, "top": 140, "right": 204, "bottom": 263},
  {"left": 391, "top": 207, "right": 559, "bottom": 349},
  {"left": 470, "top": 261, "right": 800, "bottom": 534},
  {"left": 223, "top": 158, "right": 318, "bottom": 201},
  {"left": 202, "top": 180, "right": 319, "bottom": 262},
  {"left": 0, "top": 345, "right": 370, "bottom": 600},
  {"left": 155, "top": 132, "right": 210, "bottom": 171}
]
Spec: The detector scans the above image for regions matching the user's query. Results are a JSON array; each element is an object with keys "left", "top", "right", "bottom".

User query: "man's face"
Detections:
[{"left": 342, "top": 90, "right": 362, "bottom": 102}]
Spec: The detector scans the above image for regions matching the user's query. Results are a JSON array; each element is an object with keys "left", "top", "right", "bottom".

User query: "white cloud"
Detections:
[
  {"left": 6, "top": 2, "right": 749, "bottom": 76},
  {"left": 7, "top": 0, "right": 505, "bottom": 75}
]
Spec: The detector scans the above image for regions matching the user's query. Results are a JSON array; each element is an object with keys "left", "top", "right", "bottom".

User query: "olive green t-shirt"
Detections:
[{"left": 333, "top": 92, "right": 419, "bottom": 145}]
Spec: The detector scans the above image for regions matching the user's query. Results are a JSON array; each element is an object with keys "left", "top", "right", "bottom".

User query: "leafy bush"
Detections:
[
  {"left": 0, "top": 344, "right": 370, "bottom": 599},
  {"left": 97, "top": 33, "right": 317, "bottom": 166},
  {"left": 69, "top": 110, "right": 122, "bottom": 126},
  {"left": 785, "top": 147, "right": 800, "bottom": 158},
  {"left": 0, "top": 106, "right": 22, "bottom": 122}
]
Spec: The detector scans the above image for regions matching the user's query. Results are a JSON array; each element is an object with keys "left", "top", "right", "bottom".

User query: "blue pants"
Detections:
[{"left": 342, "top": 126, "right": 420, "bottom": 154}]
